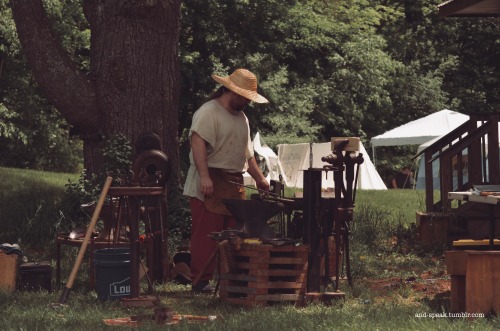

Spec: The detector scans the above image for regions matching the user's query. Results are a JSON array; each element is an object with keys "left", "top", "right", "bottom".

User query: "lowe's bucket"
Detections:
[{"left": 94, "top": 248, "right": 131, "bottom": 301}]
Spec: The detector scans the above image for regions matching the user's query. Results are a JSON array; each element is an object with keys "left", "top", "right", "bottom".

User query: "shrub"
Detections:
[
  {"left": 57, "top": 134, "right": 133, "bottom": 229},
  {"left": 350, "top": 202, "right": 420, "bottom": 281}
]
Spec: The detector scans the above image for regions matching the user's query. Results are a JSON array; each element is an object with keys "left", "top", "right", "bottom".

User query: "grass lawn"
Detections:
[
  {"left": 0, "top": 282, "right": 497, "bottom": 330},
  {"left": 0, "top": 167, "right": 499, "bottom": 329}
]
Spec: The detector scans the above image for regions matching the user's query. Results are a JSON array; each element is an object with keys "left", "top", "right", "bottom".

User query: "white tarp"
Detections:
[
  {"left": 370, "top": 109, "right": 469, "bottom": 147},
  {"left": 253, "top": 132, "right": 281, "bottom": 181},
  {"left": 276, "top": 141, "right": 387, "bottom": 190},
  {"left": 244, "top": 132, "right": 281, "bottom": 186}
]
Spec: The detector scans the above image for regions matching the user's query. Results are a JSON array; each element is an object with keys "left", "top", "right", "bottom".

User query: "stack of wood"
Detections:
[{"left": 219, "top": 240, "right": 308, "bottom": 306}]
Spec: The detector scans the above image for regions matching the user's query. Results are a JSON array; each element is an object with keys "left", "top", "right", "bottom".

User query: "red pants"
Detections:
[{"left": 189, "top": 198, "right": 236, "bottom": 282}]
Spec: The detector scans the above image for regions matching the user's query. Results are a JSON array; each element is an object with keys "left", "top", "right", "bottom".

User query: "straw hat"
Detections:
[{"left": 212, "top": 69, "right": 269, "bottom": 103}]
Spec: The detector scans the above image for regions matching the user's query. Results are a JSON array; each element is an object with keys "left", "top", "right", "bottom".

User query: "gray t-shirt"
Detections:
[{"left": 183, "top": 99, "right": 253, "bottom": 200}]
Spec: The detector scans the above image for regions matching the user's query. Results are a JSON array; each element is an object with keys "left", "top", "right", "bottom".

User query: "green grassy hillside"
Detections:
[{"left": 0, "top": 167, "right": 78, "bottom": 246}]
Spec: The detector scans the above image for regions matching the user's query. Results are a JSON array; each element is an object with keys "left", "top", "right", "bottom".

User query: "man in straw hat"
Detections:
[{"left": 183, "top": 68, "right": 270, "bottom": 293}]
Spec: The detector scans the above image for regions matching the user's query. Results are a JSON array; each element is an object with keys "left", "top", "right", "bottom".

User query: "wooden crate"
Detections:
[
  {"left": 219, "top": 243, "right": 308, "bottom": 306},
  {"left": 445, "top": 250, "right": 500, "bottom": 315},
  {"left": 0, "top": 252, "right": 18, "bottom": 292},
  {"left": 465, "top": 252, "right": 500, "bottom": 315}
]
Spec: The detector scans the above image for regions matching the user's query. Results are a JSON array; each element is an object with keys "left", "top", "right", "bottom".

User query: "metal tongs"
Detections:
[{"left": 227, "top": 181, "right": 295, "bottom": 204}]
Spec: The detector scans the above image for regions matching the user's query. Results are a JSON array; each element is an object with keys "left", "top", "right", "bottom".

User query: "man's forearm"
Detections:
[{"left": 247, "top": 157, "right": 265, "bottom": 182}]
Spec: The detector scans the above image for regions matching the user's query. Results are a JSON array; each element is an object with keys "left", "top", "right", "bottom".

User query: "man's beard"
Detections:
[{"left": 231, "top": 101, "right": 247, "bottom": 112}]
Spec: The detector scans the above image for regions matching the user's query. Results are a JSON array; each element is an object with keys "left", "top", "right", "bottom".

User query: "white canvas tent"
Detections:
[
  {"left": 370, "top": 109, "right": 469, "bottom": 189},
  {"left": 370, "top": 109, "right": 469, "bottom": 164},
  {"left": 276, "top": 141, "right": 387, "bottom": 190},
  {"left": 371, "top": 109, "right": 469, "bottom": 148}
]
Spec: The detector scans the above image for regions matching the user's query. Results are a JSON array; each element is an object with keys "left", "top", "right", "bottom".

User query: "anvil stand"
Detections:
[
  {"left": 107, "top": 185, "right": 168, "bottom": 307},
  {"left": 303, "top": 139, "right": 363, "bottom": 293}
]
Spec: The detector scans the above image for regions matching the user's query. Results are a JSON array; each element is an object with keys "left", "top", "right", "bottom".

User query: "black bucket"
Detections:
[{"left": 94, "top": 248, "right": 131, "bottom": 301}]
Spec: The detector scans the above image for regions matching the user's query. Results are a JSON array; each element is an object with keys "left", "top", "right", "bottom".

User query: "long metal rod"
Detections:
[
  {"left": 228, "top": 181, "right": 296, "bottom": 204},
  {"left": 228, "top": 181, "right": 283, "bottom": 198}
]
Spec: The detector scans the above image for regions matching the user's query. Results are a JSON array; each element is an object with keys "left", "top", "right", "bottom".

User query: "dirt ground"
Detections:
[{"left": 365, "top": 270, "right": 451, "bottom": 304}]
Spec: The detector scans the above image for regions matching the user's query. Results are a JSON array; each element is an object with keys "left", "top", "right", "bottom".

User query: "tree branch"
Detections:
[{"left": 10, "top": 0, "right": 101, "bottom": 134}]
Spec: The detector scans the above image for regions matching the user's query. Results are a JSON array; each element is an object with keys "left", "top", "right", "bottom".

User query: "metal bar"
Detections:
[{"left": 228, "top": 181, "right": 280, "bottom": 197}]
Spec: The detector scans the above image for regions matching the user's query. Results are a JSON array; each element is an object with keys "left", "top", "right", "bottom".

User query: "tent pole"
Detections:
[{"left": 372, "top": 146, "right": 376, "bottom": 166}]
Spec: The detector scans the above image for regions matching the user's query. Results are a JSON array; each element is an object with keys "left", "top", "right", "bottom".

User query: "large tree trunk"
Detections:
[{"left": 10, "top": 0, "right": 181, "bottom": 179}]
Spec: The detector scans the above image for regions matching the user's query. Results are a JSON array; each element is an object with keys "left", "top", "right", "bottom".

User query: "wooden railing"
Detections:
[{"left": 415, "top": 113, "right": 500, "bottom": 213}]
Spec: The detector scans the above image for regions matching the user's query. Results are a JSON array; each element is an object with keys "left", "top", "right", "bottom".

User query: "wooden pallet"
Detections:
[{"left": 219, "top": 243, "right": 308, "bottom": 306}]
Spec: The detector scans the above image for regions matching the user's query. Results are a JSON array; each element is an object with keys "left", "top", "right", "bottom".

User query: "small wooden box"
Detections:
[
  {"left": 219, "top": 242, "right": 308, "bottom": 306},
  {"left": 0, "top": 252, "right": 19, "bottom": 292},
  {"left": 331, "top": 137, "right": 360, "bottom": 152}
]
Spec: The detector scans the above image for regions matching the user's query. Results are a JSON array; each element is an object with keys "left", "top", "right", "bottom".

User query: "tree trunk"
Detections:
[{"left": 10, "top": 0, "right": 181, "bottom": 179}]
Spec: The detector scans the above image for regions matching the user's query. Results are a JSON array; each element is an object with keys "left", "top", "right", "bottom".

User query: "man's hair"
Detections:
[{"left": 206, "top": 86, "right": 226, "bottom": 102}]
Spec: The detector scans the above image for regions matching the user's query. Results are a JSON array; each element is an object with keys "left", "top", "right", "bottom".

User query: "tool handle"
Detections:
[{"left": 59, "top": 176, "right": 113, "bottom": 303}]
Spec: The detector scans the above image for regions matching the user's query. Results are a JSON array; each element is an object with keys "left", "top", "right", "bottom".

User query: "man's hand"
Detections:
[
  {"left": 255, "top": 178, "right": 270, "bottom": 192},
  {"left": 200, "top": 174, "right": 214, "bottom": 197},
  {"left": 247, "top": 156, "right": 271, "bottom": 196}
]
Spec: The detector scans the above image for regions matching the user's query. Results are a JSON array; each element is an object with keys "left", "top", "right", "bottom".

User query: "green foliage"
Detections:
[
  {"left": 0, "top": 0, "right": 83, "bottom": 173},
  {"left": 58, "top": 170, "right": 101, "bottom": 228},
  {"left": 350, "top": 193, "right": 425, "bottom": 281},
  {"left": 0, "top": 103, "right": 27, "bottom": 143},
  {"left": 372, "top": 0, "right": 499, "bottom": 115},
  {"left": 42, "top": 0, "right": 90, "bottom": 71},
  {"left": 441, "top": 18, "right": 500, "bottom": 113},
  {"left": 1, "top": 0, "right": 498, "bottom": 176},
  {"left": 351, "top": 202, "right": 395, "bottom": 249},
  {"left": 374, "top": 145, "right": 420, "bottom": 186},
  {"left": 167, "top": 191, "right": 192, "bottom": 242},
  {"left": 178, "top": 0, "right": 459, "bottom": 155},
  {"left": 100, "top": 133, "right": 133, "bottom": 179},
  {"left": 58, "top": 134, "right": 133, "bottom": 227}
]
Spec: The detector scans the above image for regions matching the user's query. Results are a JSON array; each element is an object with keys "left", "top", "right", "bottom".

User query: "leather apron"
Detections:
[{"left": 204, "top": 168, "right": 245, "bottom": 216}]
